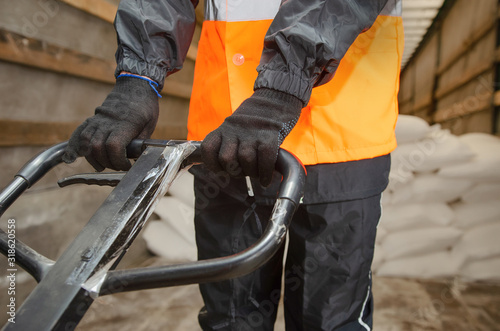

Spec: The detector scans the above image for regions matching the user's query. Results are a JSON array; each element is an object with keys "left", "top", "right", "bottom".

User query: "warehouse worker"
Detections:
[{"left": 64, "top": 0, "right": 404, "bottom": 329}]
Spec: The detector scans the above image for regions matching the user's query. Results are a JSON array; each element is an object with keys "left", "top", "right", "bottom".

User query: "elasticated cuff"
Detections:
[
  {"left": 254, "top": 69, "right": 314, "bottom": 106},
  {"left": 115, "top": 52, "right": 173, "bottom": 91}
]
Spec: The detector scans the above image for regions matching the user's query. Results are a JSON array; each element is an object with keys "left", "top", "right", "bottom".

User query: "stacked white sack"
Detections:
[
  {"left": 441, "top": 133, "right": 500, "bottom": 281},
  {"left": 142, "top": 170, "right": 198, "bottom": 262},
  {"left": 375, "top": 115, "right": 500, "bottom": 282}
]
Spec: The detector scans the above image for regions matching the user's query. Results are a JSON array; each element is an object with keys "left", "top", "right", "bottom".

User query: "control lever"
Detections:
[{"left": 57, "top": 172, "right": 126, "bottom": 188}]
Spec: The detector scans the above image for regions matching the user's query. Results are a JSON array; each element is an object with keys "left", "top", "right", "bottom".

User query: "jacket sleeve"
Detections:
[
  {"left": 254, "top": 0, "right": 389, "bottom": 105},
  {"left": 114, "top": 0, "right": 198, "bottom": 91}
]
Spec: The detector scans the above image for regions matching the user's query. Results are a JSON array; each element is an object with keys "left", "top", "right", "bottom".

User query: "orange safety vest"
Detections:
[{"left": 188, "top": 0, "right": 404, "bottom": 166}]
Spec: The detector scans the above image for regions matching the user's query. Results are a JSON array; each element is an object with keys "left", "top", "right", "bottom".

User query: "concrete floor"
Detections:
[{"left": 76, "top": 257, "right": 500, "bottom": 331}]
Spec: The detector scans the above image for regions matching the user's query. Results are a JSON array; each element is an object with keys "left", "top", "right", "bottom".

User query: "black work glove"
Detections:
[
  {"left": 201, "top": 88, "right": 303, "bottom": 187},
  {"left": 62, "top": 76, "right": 159, "bottom": 171}
]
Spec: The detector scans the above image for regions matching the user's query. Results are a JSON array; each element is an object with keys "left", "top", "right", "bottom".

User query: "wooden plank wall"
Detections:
[
  {"left": 398, "top": 0, "right": 499, "bottom": 135},
  {"left": 0, "top": 0, "right": 204, "bottom": 146}
]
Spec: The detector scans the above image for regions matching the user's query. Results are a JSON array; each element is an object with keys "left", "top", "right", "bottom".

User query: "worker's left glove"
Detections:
[
  {"left": 201, "top": 88, "right": 303, "bottom": 187},
  {"left": 62, "top": 76, "right": 159, "bottom": 171}
]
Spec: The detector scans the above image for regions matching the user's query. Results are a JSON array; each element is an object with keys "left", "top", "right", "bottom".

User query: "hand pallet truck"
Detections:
[{"left": 0, "top": 140, "right": 305, "bottom": 330}]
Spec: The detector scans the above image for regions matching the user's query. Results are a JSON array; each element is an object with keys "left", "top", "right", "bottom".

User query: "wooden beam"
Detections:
[
  {"left": 0, "top": 120, "right": 187, "bottom": 147},
  {"left": 433, "top": 92, "right": 492, "bottom": 123},
  {"left": 151, "top": 126, "right": 188, "bottom": 141},
  {"left": 0, "top": 29, "right": 192, "bottom": 99},
  {"left": 437, "top": 18, "right": 496, "bottom": 76},
  {"left": 59, "top": 0, "right": 116, "bottom": 23},
  {"left": 59, "top": 0, "right": 198, "bottom": 61},
  {"left": 196, "top": 1, "right": 205, "bottom": 25},
  {"left": 493, "top": 90, "right": 500, "bottom": 107},
  {"left": 435, "top": 61, "right": 493, "bottom": 100},
  {"left": 0, "top": 120, "right": 77, "bottom": 147},
  {"left": 412, "top": 97, "right": 432, "bottom": 113},
  {"left": 0, "top": 29, "right": 115, "bottom": 83},
  {"left": 397, "top": 98, "right": 413, "bottom": 107},
  {"left": 186, "top": 45, "right": 198, "bottom": 61}
]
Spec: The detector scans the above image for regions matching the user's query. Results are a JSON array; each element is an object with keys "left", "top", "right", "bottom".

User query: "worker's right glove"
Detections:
[{"left": 62, "top": 75, "right": 159, "bottom": 171}]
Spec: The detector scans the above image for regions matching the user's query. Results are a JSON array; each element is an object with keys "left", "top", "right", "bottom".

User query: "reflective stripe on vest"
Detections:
[
  {"left": 188, "top": 0, "right": 404, "bottom": 165},
  {"left": 205, "top": 0, "right": 280, "bottom": 21}
]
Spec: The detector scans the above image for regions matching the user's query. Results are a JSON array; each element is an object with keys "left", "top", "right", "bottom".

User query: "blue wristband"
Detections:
[{"left": 117, "top": 73, "right": 162, "bottom": 98}]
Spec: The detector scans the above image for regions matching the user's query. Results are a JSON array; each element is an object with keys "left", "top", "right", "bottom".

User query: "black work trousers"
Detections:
[{"left": 191, "top": 155, "right": 389, "bottom": 330}]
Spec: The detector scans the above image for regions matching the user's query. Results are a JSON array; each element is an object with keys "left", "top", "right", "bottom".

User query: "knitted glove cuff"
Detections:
[
  {"left": 253, "top": 88, "right": 304, "bottom": 110},
  {"left": 116, "top": 73, "right": 162, "bottom": 98},
  {"left": 251, "top": 88, "right": 304, "bottom": 145}
]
